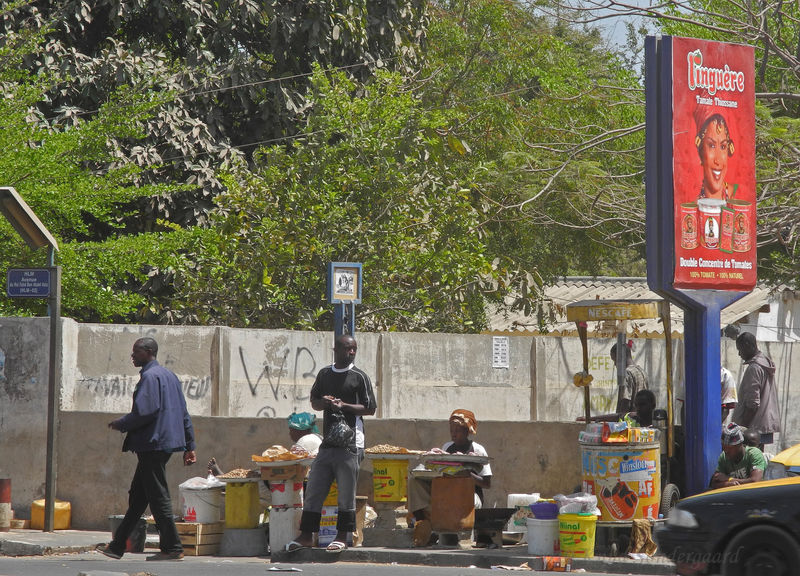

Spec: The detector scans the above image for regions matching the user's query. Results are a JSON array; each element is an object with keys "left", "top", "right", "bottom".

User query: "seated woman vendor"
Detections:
[
  {"left": 208, "top": 411, "right": 322, "bottom": 476},
  {"left": 408, "top": 409, "right": 492, "bottom": 547}
]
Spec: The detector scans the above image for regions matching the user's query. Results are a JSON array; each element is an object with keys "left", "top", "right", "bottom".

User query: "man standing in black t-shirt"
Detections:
[{"left": 286, "top": 335, "right": 376, "bottom": 553}]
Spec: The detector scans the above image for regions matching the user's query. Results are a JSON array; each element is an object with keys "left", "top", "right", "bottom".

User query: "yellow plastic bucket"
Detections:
[
  {"left": 224, "top": 482, "right": 261, "bottom": 529},
  {"left": 372, "top": 459, "right": 408, "bottom": 502},
  {"left": 558, "top": 513, "right": 596, "bottom": 558}
]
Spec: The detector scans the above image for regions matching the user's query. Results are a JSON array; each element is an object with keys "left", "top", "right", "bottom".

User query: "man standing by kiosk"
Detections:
[{"left": 733, "top": 332, "right": 779, "bottom": 449}]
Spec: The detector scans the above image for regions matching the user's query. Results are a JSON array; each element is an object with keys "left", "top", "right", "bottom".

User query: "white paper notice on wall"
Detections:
[{"left": 492, "top": 336, "right": 509, "bottom": 369}]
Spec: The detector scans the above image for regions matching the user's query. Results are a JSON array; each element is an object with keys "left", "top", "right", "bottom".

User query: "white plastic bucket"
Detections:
[
  {"left": 527, "top": 517, "right": 560, "bottom": 556},
  {"left": 269, "top": 507, "right": 302, "bottom": 553},
  {"left": 180, "top": 486, "right": 223, "bottom": 523}
]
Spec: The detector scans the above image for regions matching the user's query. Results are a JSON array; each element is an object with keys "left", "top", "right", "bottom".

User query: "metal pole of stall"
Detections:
[{"left": 577, "top": 322, "right": 591, "bottom": 424}]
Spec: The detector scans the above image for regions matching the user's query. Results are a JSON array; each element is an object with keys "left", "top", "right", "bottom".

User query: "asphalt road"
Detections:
[{"left": 0, "top": 553, "right": 638, "bottom": 576}]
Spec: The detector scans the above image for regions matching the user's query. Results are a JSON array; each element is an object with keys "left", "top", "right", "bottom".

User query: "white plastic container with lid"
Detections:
[{"left": 506, "top": 493, "right": 540, "bottom": 541}]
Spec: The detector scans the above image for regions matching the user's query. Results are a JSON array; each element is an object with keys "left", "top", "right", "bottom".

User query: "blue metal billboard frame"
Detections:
[{"left": 645, "top": 36, "right": 747, "bottom": 496}]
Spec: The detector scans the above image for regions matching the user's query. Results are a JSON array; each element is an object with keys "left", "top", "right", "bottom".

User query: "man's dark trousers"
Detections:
[{"left": 109, "top": 451, "right": 183, "bottom": 555}]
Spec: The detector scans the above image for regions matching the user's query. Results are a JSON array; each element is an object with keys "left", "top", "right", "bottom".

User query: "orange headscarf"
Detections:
[{"left": 449, "top": 409, "right": 477, "bottom": 435}]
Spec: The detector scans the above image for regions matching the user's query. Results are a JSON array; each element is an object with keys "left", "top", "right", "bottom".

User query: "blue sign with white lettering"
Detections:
[{"left": 7, "top": 269, "right": 50, "bottom": 298}]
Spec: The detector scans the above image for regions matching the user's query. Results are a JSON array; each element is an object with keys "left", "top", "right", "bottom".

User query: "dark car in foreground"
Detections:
[{"left": 655, "top": 476, "right": 800, "bottom": 575}]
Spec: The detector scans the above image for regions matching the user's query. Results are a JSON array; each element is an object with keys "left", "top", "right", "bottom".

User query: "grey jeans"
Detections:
[{"left": 299, "top": 446, "right": 359, "bottom": 532}]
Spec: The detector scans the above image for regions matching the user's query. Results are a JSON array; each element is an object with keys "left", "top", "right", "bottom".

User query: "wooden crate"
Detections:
[{"left": 176, "top": 521, "right": 224, "bottom": 556}]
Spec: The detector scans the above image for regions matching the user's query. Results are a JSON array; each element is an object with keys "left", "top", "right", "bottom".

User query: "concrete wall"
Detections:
[
  {"left": 0, "top": 318, "right": 51, "bottom": 511},
  {"left": 1, "top": 317, "right": 799, "bottom": 528},
  {"left": 64, "top": 323, "right": 679, "bottom": 422},
  {"left": 56, "top": 412, "right": 583, "bottom": 530}
]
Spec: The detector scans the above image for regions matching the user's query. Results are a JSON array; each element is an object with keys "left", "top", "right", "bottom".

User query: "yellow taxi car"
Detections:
[
  {"left": 655, "top": 444, "right": 800, "bottom": 576},
  {"left": 764, "top": 442, "right": 800, "bottom": 479}
]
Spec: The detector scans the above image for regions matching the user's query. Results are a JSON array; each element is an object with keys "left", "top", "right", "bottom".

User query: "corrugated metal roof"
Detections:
[{"left": 485, "top": 277, "right": 785, "bottom": 337}]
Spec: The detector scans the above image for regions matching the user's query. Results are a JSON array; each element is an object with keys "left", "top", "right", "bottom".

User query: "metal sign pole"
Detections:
[
  {"left": 44, "top": 253, "right": 61, "bottom": 532},
  {"left": 328, "top": 262, "right": 362, "bottom": 338}
]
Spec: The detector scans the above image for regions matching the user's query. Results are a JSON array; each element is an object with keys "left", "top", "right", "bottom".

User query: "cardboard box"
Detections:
[
  {"left": 260, "top": 464, "right": 306, "bottom": 482},
  {"left": 176, "top": 521, "right": 224, "bottom": 556},
  {"left": 602, "top": 422, "right": 629, "bottom": 443},
  {"left": 318, "top": 505, "right": 338, "bottom": 547}
]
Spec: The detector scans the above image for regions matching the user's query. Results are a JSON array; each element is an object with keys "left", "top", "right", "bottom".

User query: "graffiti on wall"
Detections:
[
  {"left": 81, "top": 375, "right": 211, "bottom": 400},
  {"left": 238, "top": 344, "right": 319, "bottom": 417}
]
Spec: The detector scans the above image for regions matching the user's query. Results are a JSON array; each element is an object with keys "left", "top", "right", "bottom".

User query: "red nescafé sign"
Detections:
[{"left": 671, "top": 37, "right": 756, "bottom": 290}]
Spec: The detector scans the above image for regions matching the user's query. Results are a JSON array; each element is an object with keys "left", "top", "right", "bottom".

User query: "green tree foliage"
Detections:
[
  {"left": 417, "top": 0, "right": 648, "bottom": 282},
  {"left": 0, "top": 0, "right": 432, "bottom": 325},
  {"left": 2, "top": 0, "right": 426, "bottom": 228},
  {"left": 173, "top": 68, "right": 517, "bottom": 331},
  {"left": 0, "top": 33, "right": 191, "bottom": 320},
  {"left": 0, "top": 0, "right": 656, "bottom": 330}
]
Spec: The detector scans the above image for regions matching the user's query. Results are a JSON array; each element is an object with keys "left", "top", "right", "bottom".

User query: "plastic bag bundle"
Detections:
[
  {"left": 179, "top": 475, "right": 225, "bottom": 490},
  {"left": 554, "top": 492, "right": 600, "bottom": 515}
]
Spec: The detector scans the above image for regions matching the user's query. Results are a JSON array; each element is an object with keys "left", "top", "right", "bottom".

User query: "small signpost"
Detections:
[
  {"left": 0, "top": 187, "right": 60, "bottom": 532},
  {"left": 7, "top": 269, "right": 50, "bottom": 298},
  {"left": 327, "top": 262, "right": 362, "bottom": 338}
]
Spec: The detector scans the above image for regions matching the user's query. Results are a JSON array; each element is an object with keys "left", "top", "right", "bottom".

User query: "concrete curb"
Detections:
[
  {"left": 0, "top": 539, "right": 102, "bottom": 557},
  {"left": 0, "top": 530, "right": 677, "bottom": 574},
  {"left": 271, "top": 546, "right": 677, "bottom": 574},
  {"left": 0, "top": 530, "right": 106, "bottom": 557}
]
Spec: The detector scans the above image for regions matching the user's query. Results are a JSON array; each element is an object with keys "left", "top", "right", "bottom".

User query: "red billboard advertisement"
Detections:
[{"left": 672, "top": 37, "right": 756, "bottom": 290}]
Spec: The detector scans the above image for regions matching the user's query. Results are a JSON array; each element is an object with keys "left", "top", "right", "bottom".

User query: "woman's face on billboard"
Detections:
[{"left": 699, "top": 119, "right": 731, "bottom": 199}]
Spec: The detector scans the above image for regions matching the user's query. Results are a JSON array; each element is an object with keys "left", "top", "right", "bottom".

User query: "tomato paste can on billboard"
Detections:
[
  {"left": 579, "top": 441, "right": 660, "bottom": 522},
  {"left": 670, "top": 37, "right": 756, "bottom": 290},
  {"left": 697, "top": 198, "right": 724, "bottom": 249},
  {"left": 680, "top": 202, "right": 698, "bottom": 249},
  {"left": 719, "top": 205, "right": 734, "bottom": 253},
  {"left": 727, "top": 198, "right": 752, "bottom": 252}
]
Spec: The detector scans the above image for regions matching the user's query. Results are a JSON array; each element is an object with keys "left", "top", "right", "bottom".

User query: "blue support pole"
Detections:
[
  {"left": 334, "top": 303, "right": 344, "bottom": 339},
  {"left": 682, "top": 292, "right": 745, "bottom": 494},
  {"left": 333, "top": 302, "right": 356, "bottom": 338},
  {"left": 346, "top": 302, "right": 355, "bottom": 336}
]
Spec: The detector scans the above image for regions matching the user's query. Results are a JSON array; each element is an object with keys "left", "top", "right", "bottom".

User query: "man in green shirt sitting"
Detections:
[{"left": 710, "top": 423, "right": 766, "bottom": 489}]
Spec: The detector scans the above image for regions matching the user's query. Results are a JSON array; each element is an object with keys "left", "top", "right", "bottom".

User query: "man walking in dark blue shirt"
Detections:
[{"left": 99, "top": 337, "right": 196, "bottom": 561}]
